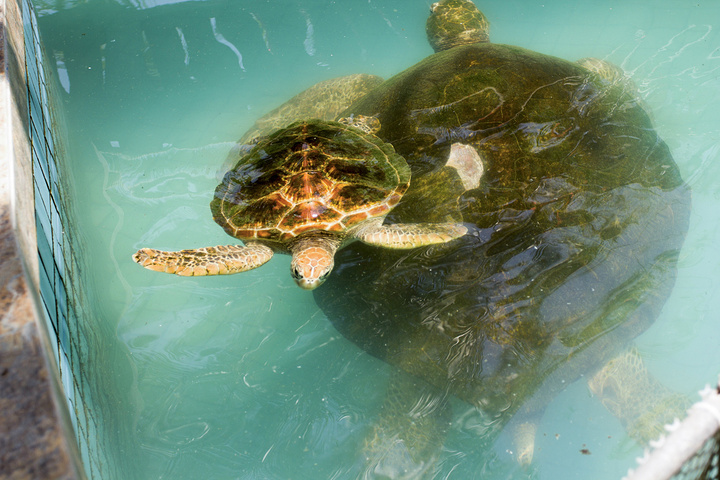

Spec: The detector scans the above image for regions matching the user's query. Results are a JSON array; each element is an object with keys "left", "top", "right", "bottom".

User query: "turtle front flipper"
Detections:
[
  {"left": 132, "top": 243, "right": 273, "bottom": 276},
  {"left": 355, "top": 221, "right": 468, "bottom": 249}
]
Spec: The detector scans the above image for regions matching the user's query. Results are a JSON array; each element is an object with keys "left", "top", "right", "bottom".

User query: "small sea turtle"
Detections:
[
  {"left": 133, "top": 118, "right": 467, "bottom": 290},
  {"left": 313, "top": 0, "right": 691, "bottom": 474}
]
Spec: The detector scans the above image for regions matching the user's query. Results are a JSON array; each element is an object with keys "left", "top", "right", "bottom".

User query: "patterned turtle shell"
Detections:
[{"left": 211, "top": 119, "right": 411, "bottom": 242}]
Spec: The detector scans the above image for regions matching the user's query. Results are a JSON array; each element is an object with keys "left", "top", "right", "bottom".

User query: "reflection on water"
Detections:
[{"left": 34, "top": 0, "right": 720, "bottom": 478}]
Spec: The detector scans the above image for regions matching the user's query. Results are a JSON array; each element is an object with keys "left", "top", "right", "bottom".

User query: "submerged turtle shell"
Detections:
[
  {"left": 343, "top": 43, "right": 683, "bottom": 210},
  {"left": 211, "top": 120, "right": 410, "bottom": 242},
  {"left": 238, "top": 74, "right": 384, "bottom": 144},
  {"left": 315, "top": 41, "right": 690, "bottom": 432}
]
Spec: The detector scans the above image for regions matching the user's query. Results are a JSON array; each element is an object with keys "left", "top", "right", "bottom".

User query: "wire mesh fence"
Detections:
[{"left": 624, "top": 377, "right": 720, "bottom": 480}]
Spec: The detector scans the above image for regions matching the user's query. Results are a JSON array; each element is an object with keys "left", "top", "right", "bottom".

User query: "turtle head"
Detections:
[
  {"left": 289, "top": 237, "right": 339, "bottom": 290},
  {"left": 426, "top": 0, "right": 490, "bottom": 53}
]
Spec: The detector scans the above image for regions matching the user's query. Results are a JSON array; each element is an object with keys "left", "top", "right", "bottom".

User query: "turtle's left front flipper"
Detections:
[
  {"left": 357, "top": 222, "right": 468, "bottom": 249},
  {"left": 132, "top": 243, "right": 273, "bottom": 276}
]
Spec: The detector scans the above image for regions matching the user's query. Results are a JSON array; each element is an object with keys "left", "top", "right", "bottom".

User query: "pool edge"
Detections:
[{"left": 0, "top": 0, "right": 84, "bottom": 477}]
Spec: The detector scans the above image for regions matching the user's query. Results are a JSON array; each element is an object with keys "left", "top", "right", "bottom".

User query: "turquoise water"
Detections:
[{"left": 35, "top": 0, "right": 720, "bottom": 479}]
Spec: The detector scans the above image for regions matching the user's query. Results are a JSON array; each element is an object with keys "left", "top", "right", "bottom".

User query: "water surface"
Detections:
[{"left": 36, "top": 0, "right": 720, "bottom": 478}]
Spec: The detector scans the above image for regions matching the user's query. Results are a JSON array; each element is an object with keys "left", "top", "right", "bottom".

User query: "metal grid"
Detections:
[{"left": 625, "top": 380, "right": 720, "bottom": 480}]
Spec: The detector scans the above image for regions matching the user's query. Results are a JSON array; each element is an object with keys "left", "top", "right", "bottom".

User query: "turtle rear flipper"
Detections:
[
  {"left": 588, "top": 347, "right": 690, "bottom": 443},
  {"left": 132, "top": 243, "right": 273, "bottom": 276},
  {"left": 512, "top": 421, "right": 539, "bottom": 466},
  {"left": 363, "top": 369, "right": 451, "bottom": 479}
]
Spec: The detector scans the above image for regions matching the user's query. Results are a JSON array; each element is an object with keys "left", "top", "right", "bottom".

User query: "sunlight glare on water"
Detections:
[{"left": 34, "top": 0, "right": 720, "bottom": 478}]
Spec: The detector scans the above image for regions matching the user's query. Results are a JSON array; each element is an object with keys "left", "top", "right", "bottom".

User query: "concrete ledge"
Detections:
[{"left": 0, "top": 218, "right": 74, "bottom": 479}]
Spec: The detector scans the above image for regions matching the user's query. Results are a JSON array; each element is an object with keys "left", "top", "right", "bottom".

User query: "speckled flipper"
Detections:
[
  {"left": 356, "top": 222, "right": 467, "bottom": 249},
  {"left": 132, "top": 243, "right": 273, "bottom": 276},
  {"left": 363, "top": 369, "right": 451, "bottom": 478},
  {"left": 512, "top": 421, "right": 538, "bottom": 466},
  {"left": 588, "top": 347, "right": 690, "bottom": 444}
]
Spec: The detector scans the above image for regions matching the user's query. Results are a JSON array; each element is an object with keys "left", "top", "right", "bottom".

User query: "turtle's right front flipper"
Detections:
[
  {"left": 356, "top": 222, "right": 468, "bottom": 249},
  {"left": 132, "top": 243, "right": 273, "bottom": 276}
]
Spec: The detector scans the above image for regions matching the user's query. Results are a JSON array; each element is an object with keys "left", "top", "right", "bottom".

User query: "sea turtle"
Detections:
[
  {"left": 313, "top": 0, "right": 691, "bottom": 474},
  {"left": 133, "top": 117, "right": 467, "bottom": 290}
]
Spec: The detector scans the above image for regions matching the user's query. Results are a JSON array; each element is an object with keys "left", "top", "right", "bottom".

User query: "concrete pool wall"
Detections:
[
  {"left": 2, "top": 1, "right": 719, "bottom": 478},
  {"left": 1, "top": 0, "right": 96, "bottom": 477}
]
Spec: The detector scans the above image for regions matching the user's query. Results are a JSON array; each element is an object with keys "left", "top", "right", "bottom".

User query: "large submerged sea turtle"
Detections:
[
  {"left": 312, "top": 0, "right": 691, "bottom": 475},
  {"left": 133, "top": 117, "right": 467, "bottom": 289}
]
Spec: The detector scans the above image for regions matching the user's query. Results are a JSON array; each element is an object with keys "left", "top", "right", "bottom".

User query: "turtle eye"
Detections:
[
  {"left": 291, "top": 267, "right": 302, "bottom": 280},
  {"left": 318, "top": 265, "right": 335, "bottom": 283}
]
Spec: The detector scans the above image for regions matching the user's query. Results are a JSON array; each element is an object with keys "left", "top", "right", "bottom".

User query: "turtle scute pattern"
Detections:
[{"left": 212, "top": 120, "right": 411, "bottom": 242}]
